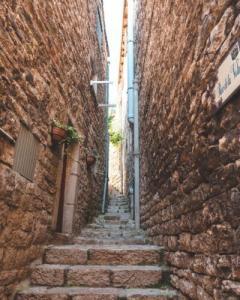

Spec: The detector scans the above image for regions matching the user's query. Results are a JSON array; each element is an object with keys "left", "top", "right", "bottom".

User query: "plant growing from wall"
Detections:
[
  {"left": 108, "top": 116, "right": 123, "bottom": 147},
  {"left": 52, "top": 119, "right": 83, "bottom": 144}
]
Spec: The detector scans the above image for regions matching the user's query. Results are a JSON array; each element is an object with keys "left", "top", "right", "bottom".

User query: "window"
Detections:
[
  {"left": 96, "top": 8, "right": 103, "bottom": 48},
  {"left": 13, "top": 125, "right": 39, "bottom": 181}
]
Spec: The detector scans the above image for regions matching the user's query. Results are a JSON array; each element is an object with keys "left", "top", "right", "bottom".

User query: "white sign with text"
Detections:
[{"left": 215, "top": 41, "right": 240, "bottom": 105}]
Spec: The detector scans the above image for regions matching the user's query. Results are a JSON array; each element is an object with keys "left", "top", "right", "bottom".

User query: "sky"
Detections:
[{"left": 103, "top": 0, "right": 124, "bottom": 104}]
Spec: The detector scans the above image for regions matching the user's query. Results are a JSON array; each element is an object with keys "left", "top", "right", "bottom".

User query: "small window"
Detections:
[
  {"left": 96, "top": 8, "right": 103, "bottom": 48},
  {"left": 13, "top": 125, "right": 39, "bottom": 181}
]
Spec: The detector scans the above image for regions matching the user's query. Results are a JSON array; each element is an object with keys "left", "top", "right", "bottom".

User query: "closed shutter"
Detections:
[{"left": 13, "top": 125, "right": 39, "bottom": 181}]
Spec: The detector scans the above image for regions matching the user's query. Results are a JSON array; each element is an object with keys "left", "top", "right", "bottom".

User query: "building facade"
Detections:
[
  {"left": 0, "top": 0, "right": 108, "bottom": 298},
  {"left": 136, "top": 1, "right": 240, "bottom": 299}
]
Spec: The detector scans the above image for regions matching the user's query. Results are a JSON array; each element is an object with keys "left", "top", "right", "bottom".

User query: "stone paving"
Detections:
[{"left": 15, "top": 196, "right": 178, "bottom": 299}]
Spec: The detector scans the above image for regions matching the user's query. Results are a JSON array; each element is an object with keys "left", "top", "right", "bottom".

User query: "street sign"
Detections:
[{"left": 214, "top": 40, "right": 240, "bottom": 105}]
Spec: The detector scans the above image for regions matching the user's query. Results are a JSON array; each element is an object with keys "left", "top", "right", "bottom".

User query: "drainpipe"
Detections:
[
  {"left": 127, "top": 0, "right": 134, "bottom": 123},
  {"left": 133, "top": 79, "right": 140, "bottom": 229},
  {"left": 102, "top": 59, "right": 110, "bottom": 214},
  {"left": 128, "top": 0, "right": 140, "bottom": 229}
]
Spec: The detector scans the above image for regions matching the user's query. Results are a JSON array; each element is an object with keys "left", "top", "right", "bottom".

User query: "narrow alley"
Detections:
[{"left": 0, "top": 0, "right": 240, "bottom": 300}]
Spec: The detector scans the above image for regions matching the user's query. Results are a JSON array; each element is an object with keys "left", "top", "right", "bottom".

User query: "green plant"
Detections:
[
  {"left": 65, "top": 125, "right": 83, "bottom": 144},
  {"left": 52, "top": 119, "right": 83, "bottom": 144},
  {"left": 108, "top": 115, "right": 114, "bottom": 127},
  {"left": 109, "top": 131, "right": 123, "bottom": 146},
  {"left": 108, "top": 115, "right": 123, "bottom": 147}
]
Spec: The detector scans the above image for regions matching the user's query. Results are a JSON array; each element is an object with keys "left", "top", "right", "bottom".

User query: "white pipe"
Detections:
[
  {"left": 98, "top": 104, "right": 116, "bottom": 108},
  {"left": 134, "top": 79, "right": 140, "bottom": 229},
  {"left": 102, "top": 61, "right": 111, "bottom": 214},
  {"left": 127, "top": 0, "right": 134, "bottom": 123},
  {"left": 90, "top": 80, "right": 113, "bottom": 85},
  {"left": 128, "top": 0, "right": 140, "bottom": 229}
]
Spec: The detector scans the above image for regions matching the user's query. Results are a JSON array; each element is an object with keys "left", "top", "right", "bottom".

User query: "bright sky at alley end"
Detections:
[{"left": 103, "top": 0, "right": 124, "bottom": 104}]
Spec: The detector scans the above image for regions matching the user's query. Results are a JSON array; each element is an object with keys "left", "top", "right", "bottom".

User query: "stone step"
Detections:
[
  {"left": 108, "top": 205, "right": 129, "bottom": 209},
  {"left": 81, "top": 225, "right": 141, "bottom": 232},
  {"left": 31, "top": 264, "right": 169, "bottom": 288},
  {"left": 103, "top": 219, "right": 129, "bottom": 225},
  {"left": 88, "top": 222, "right": 130, "bottom": 228},
  {"left": 80, "top": 226, "right": 144, "bottom": 234},
  {"left": 94, "top": 215, "right": 131, "bottom": 225},
  {"left": 103, "top": 214, "right": 121, "bottom": 221},
  {"left": 108, "top": 208, "right": 129, "bottom": 213},
  {"left": 107, "top": 209, "right": 129, "bottom": 213},
  {"left": 79, "top": 229, "right": 146, "bottom": 239},
  {"left": 109, "top": 202, "right": 129, "bottom": 207},
  {"left": 72, "top": 236, "right": 148, "bottom": 245},
  {"left": 16, "top": 287, "right": 178, "bottom": 299},
  {"left": 104, "top": 212, "right": 131, "bottom": 219},
  {"left": 87, "top": 223, "right": 135, "bottom": 230},
  {"left": 108, "top": 204, "right": 129, "bottom": 207},
  {"left": 44, "top": 245, "right": 163, "bottom": 265}
]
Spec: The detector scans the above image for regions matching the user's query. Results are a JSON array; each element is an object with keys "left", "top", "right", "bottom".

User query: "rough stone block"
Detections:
[
  {"left": 112, "top": 266, "right": 163, "bottom": 288},
  {"left": 67, "top": 266, "right": 111, "bottom": 287},
  {"left": 126, "top": 288, "right": 178, "bottom": 299},
  {"left": 44, "top": 247, "right": 87, "bottom": 265},
  {"left": 31, "top": 265, "right": 65, "bottom": 286},
  {"left": 88, "top": 245, "right": 161, "bottom": 265},
  {"left": 16, "top": 287, "right": 69, "bottom": 300}
]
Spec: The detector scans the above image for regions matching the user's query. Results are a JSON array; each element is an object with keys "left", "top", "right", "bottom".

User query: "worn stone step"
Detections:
[
  {"left": 80, "top": 230, "right": 125, "bottom": 239},
  {"left": 103, "top": 214, "right": 121, "bottom": 221},
  {"left": 107, "top": 209, "right": 129, "bottom": 214},
  {"left": 108, "top": 202, "right": 129, "bottom": 207},
  {"left": 105, "top": 212, "right": 131, "bottom": 218},
  {"left": 16, "top": 287, "right": 178, "bottom": 299},
  {"left": 44, "top": 245, "right": 163, "bottom": 265},
  {"left": 104, "top": 219, "right": 129, "bottom": 225},
  {"left": 109, "top": 200, "right": 129, "bottom": 204},
  {"left": 77, "top": 228, "right": 145, "bottom": 238},
  {"left": 87, "top": 223, "right": 135, "bottom": 230},
  {"left": 108, "top": 203, "right": 129, "bottom": 208},
  {"left": 81, "top": 226, "right": 144, "bottom": 236},
  {"left": 73, "top": 236, "right": 148, "bottom": 245},
  {"left": 108, "top": 205, "right": 129, "bottom": 208},
  {"left": 31, "top": 264, "right": 169, "bottom": 288},
  {"left": 109, "top": 202, "right": 129, "bottom": 207},
  {"left": 79, "top": 229, "right": 146, "bottom": 239},
  {"left": 92, "top": 222, "right": 129, "bottom": 228},
  {"left": 94, "top": 215, "right": 131, "bottom": 226},
  {"left": 108, "top": 208, "right": 129, "bottom": 213}
]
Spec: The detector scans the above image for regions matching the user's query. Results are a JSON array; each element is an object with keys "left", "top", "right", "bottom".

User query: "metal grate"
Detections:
[{"left": 13, "top": 125, "right": 39, "bottom": 181}]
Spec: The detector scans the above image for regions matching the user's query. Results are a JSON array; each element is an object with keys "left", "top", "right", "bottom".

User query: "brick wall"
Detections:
[
  {"left": 136, "top": 1, "right": 240, "bottom": 299},
  {"left": 0, "top": 0, "right": 108, "bottom": 298}
]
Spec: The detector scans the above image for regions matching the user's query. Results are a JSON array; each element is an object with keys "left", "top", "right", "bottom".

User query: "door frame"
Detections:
[{"left": 52, "top": 116, "right": 82, "bottom": 234}]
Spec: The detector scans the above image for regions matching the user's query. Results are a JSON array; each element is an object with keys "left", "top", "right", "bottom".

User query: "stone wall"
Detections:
[
  {"left": 136, "top": 1, "right": 240, "bottom": 299},
  {"left": 0, "top": 0, "right": 108, "bottom": 298}
]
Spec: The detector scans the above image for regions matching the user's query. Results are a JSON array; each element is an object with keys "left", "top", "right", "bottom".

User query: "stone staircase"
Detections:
[{"left": 15, "top": 195, "right": 178, "bottom": 300}]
